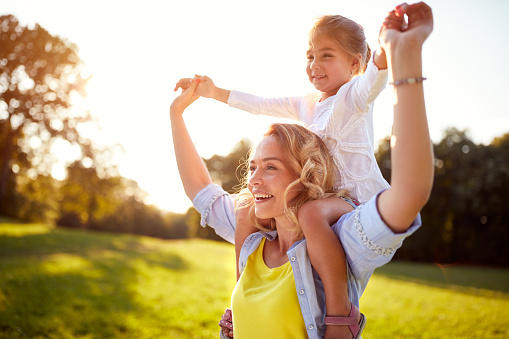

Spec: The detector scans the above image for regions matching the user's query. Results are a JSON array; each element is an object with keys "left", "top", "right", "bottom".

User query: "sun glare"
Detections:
[{"left": 50, "top": 138, "right": 82, "bottom": 180}]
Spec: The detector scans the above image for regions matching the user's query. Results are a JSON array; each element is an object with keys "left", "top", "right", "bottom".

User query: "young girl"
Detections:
[{"left": 175, "top": 11, "right": 400, "bottom": 339}]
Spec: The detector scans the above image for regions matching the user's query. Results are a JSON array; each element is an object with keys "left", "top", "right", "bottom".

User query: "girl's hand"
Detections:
[
  {"left": 377, "top": 8, "right": 405, "bottom": 56},
  {"left": 193, "top": 75, "right": 219, "bottom": 99},
  {"left": 380, "top": 2, "right": 433, "bottom": 50},
  {"left": 218, "top": 308, "right": 233, "bottom": 338},
  {"left": 174, "top": 75, "right": 219, "bottom": 99},
  {"left": 170, "top": 78, "right": 200, "bottom": 115},
  {"left": 380, "top": 9, "right": 406, "bottom": 35}
]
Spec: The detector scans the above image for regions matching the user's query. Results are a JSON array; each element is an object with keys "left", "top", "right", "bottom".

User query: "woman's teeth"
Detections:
[{"left": 254, "top": 194, "right": 273, "bottom": 200}]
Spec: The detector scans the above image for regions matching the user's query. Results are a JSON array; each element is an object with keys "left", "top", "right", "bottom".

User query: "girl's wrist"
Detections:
[
  {"left": 374, "top": 48, "right": 388, "bottom": 70},
  {"left": 213, "top": 87, "right": 231, "bottom": 104},
  {"left": 212, "top": 86, "right": 221, "bottom": 100}
]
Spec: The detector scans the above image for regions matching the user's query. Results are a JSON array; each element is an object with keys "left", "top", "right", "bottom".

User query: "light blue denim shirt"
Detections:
[{"left": 193, "top": 184, "right": 421, "bottom": 339}]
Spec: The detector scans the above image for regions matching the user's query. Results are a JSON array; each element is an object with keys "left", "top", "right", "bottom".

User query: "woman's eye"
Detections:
[
  {"left": 324, "top": 54, "right": 333, "bottom": 58},
  {"left": 249, "top": 166, "right": 256, "bottom": 173},
  {"left": 267, "top": 165, "right": 277, "bottom": 170}
]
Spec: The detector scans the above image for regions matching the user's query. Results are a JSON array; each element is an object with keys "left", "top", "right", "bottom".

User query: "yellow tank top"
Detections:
[{"left": 231, "top": 238, "right": 307, "bottom": 339}]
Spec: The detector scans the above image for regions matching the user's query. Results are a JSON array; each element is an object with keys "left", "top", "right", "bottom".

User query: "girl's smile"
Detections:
[{"left": 306, "top": 36, "right": 360, "bottom": 101}]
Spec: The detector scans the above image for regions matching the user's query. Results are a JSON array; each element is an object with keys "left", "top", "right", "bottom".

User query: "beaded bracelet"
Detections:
[{"left": 389, "top": 77, "right": 427, "bottom": 86}]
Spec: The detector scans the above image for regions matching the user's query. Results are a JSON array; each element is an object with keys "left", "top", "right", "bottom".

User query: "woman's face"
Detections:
[{"left": 248, "top": 136, "right": 301, "bottom": 221}]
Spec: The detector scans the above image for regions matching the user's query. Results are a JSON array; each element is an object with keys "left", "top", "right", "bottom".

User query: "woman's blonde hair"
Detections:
[
  {"left": 235, "top": 123, "right": 347, "bottom": 238},
  {"left": 309, "top": 15, "right": 371, "bottom": 76}
]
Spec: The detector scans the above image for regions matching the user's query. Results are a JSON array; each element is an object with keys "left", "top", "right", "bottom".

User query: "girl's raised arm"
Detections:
[
  {"left": 377, "top": 2, "right": 434, "bottom": 233},
  {"left": 170, "top": 79, "right": 213, "bottom": 200}
]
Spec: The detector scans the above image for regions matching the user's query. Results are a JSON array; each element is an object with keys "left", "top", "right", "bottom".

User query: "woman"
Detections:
[{"left": 170, "top": 3, "right": 434, "bottom": 338}]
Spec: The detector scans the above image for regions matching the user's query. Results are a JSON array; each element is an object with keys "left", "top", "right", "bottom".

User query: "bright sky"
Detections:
[{"left": 2, "top": 0, "right": 508, "bottom": 213}]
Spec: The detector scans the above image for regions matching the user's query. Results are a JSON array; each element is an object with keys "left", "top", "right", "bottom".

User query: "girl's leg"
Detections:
[{"left": 298, "top": 198, "right": 361, "bottom": 339}]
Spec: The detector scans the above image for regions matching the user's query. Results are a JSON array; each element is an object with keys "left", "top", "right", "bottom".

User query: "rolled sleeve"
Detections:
[
  {"left": 334, "top": 191, "right": 421, "bottom": 282},
  {"left": 192, "top": 184, "right": 236, "bottom": 244},
  {"left": 357, "top": 195, "right": 421, "bottom": 255}
]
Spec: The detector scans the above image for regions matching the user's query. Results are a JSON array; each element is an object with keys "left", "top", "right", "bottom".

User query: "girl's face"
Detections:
[
  {"left": 306, "top": 36, "right": 359, "bottom": 101},
  {"left": 248, "top": 136, "right": 301, "bottom": 221}
]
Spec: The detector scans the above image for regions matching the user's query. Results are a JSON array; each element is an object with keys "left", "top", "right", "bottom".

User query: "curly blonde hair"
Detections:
[{"left": 235, "top": 123, "right": 348, "bottom": 238}]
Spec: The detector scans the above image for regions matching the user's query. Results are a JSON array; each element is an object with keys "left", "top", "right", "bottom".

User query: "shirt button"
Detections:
[
  {"left": 299, "top": 289, "right": 305, "bottom": 295},
  {"left": 307, "top": 325, "right": 314, "bottom": 330},
  {"left": 291, "top": 257, "right": 296, "bottom": 262}
]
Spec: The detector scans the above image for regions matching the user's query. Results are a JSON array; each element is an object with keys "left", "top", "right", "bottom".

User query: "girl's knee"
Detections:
[{"left": 298, "top": 200, "right": 329, "bottom": 232}]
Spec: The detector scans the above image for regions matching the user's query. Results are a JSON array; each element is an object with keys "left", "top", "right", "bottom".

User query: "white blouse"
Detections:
[{"left": 228, "top": 55, "right": 390, "bottom": 203}]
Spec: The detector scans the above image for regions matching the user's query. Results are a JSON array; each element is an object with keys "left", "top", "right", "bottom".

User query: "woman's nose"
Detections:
[{"left": 248, "top": 170, "right": 261, "bottom": 186}]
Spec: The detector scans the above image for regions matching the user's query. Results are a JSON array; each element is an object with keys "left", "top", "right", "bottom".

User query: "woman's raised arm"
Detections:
[
  {"left": 377, "top": 2, "right": 435, "bottom": 233},
  {"left": 170, "top": 79, "right": 213, "bottom": 200}
]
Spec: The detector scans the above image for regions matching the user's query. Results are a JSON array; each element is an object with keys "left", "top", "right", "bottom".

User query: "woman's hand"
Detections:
[
  {"left": 173, "top": 77, "right": 193, "bottom": 92},
  {"left": 379, "top": 2, "right": 434, "bottom": 51},
  {"left": 170, "top": 77, "right": 200, "bottom": 115}
]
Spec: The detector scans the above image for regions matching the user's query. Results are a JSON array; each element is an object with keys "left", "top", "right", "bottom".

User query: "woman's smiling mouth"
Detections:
[{"left": 253, "top": 193, "right": 274, "bottom": 202}]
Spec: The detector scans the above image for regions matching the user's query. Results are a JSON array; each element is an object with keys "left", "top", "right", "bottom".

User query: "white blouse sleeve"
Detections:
[
  {"left": 335, "top": 52, "right": 388, "bottom": 116},
  {"left": 192, "top": 184, "right": 237, "bottom": 244},
  {"left": 228, "top": 90, "right": 303, "bottom": 121}
]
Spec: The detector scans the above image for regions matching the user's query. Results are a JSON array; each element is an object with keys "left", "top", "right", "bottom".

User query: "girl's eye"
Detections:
[
  {"left": 307, "top": 55, "right": 314, "bottom": 60},
  {"left": 249, "top": 166, "right": 256, "bottom": 173},
  {"left": 324, "top": 54, "right": 333, "bottom": 58}
]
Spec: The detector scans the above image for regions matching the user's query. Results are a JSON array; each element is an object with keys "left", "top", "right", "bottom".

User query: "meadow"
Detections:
[{"left": 0, "top": 218, "right": 508, "bottom": 338}]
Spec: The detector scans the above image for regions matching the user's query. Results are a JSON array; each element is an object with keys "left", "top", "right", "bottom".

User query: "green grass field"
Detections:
[{"left": 1, "top": 218, "right": 508, "bottom": 338}]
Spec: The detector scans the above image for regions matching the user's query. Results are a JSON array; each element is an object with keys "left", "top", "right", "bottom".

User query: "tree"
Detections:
[
  {"left": 0, "top": 15, "right": 93, "bottom": 214},
  {"left": 13, "top": 172, "right": 60, "bottom": 223},
  {"left": 58, "top": 161, "right": 126, "bottom": 229},
  {"left": 379, "top": 128, "right": 509, "bottom": 265},
  {"left": 204, "top": 139, "right": 252, "bottom": 194}
]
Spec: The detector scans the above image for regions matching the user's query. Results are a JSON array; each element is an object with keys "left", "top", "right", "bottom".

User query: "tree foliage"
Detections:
[
  {"left": 204, "top": 139, "right": 251, "bottom": 194},
  {"left": 0, "top": 15, "right": 189, "bottom": 240},
  {"left": 377, "top": 128, "right": 509, "bottom": 266},
  {"left": 0, "top": 15, "right": 96, "bottom": 214}
]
